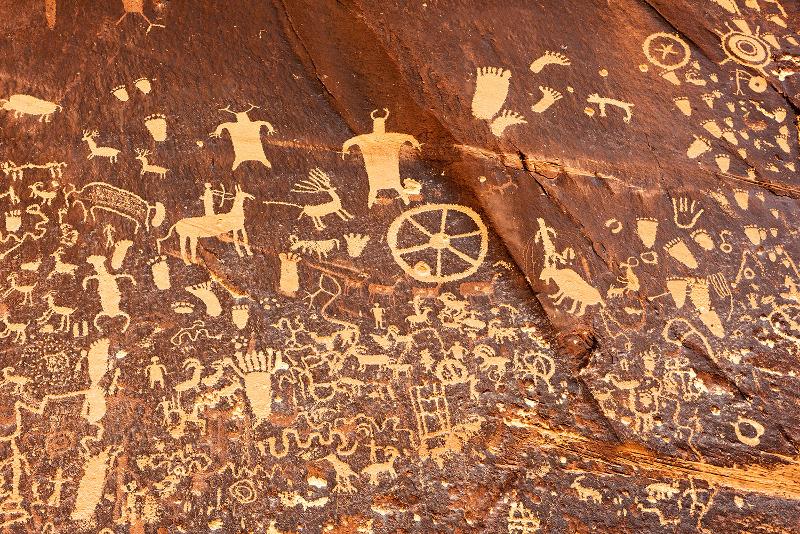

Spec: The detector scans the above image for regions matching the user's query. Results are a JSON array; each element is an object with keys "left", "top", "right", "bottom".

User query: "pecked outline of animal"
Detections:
[
  {"left": 264, "top": 168, "right": 353, "bottom": 230},
  {"left": 134, "top": 149, "right": 168, "bottom": 178},
  {"left": 586, "top": 93, "right": 634, "bottom": 124},
  {"left": 64, "top": 182, "right": 165, "bottom": 234},
  {"left": 82, "top": 130, "right": 121, "bottom": 163},
  {"left": 368, "top": 277, "right": 402, "bottom": 305},
  {"left": 47, "top": 248, "right": 78, "bottom": 279},
  {"left": 2, "top": 272, "right": 36, "bottom": 305},
  {"left": 540, "top": 266, "right": 604, "bottom": 316},
  {"left": 0, "top": 313, "right": 27, "bottom": 343},
  {"left": 29, "top": 181, "right": 57, "bottom": 205},
  {"left": 351, "top": 352, "right": 393, "bottom": 372},
  {"left": 487, "top": 318, "right": 518, "bottom": 342},
  {"left": 474, "top": 344, "right": 510, "bottom": 379},
  {"left": 361, "top": 446, "right": 400, "bottom": 485},
  {"left": 458, "top": 273, "right": 501, "bottom": 303},
  {"left": 289, "top": 235, "right": 340, "bottom": 260},
  {"left": 1, "top": 94, "right": 62, "bottom": 122},
  {"left": 570, "top": 475, "right": 603, "bottom": 504},
  {"left": 323, "top": 453, "right": 359, "bottom": 494}
]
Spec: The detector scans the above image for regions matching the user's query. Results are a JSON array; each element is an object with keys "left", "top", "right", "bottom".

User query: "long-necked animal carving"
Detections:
[{"left": 157, "top": 186, "right": 254, "bottom": 264}]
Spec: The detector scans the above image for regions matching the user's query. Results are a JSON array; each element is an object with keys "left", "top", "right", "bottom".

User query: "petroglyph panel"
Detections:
[{"left": 0, "top": 0, "right": 799, "bottom": 532}]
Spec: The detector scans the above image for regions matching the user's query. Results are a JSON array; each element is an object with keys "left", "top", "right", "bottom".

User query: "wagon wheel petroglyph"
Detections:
[{"left": 387, "top": 204, "right": 488, "bottom": 283}]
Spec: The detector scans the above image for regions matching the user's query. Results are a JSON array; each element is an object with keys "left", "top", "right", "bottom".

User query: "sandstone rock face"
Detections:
[{"left": 0, "top": 1, "right": 798, "bottom": 532}]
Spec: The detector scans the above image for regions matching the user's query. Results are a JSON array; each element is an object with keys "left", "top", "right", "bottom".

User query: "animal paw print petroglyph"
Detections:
[
  {"left": 471, "top": 67, "right": 512, "bottom": 120},
  {"left": 186, "top": 281, "right": 221, "bottom": 317},
  {"left": 530, "top": 51, "right": 571, "bottom": 74},
  {"left": 489, "top": 109, "right": 527, "bottom": 136},
  {"left": 470, "top": 68, "right": 527, "bottom": 138},
  {"left": 691, "top": 229, "right": 715, "bottom": 251},
  {"left": 531, "top": 86, "right": 562, "bottom": 114}
]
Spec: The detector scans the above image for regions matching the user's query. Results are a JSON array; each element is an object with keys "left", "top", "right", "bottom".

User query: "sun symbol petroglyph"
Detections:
[
  {"left": 642, "top": 32, "right": 691, "bottom": 84},
  {"left": 717, "top": 20, "right": 773, "bottom": 73}
]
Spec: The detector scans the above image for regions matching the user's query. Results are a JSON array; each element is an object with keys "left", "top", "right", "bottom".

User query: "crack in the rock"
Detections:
[{"left": 503, "top": 410, "right": 800, "bottom": 501}]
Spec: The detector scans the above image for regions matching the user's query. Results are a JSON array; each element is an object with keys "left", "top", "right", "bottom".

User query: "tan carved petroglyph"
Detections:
[
  {"left": 535, "top": 218, "right": 603, "bottom": 316},
  {"left": 490, "top": 109, "right": 527, "bottom": 137},
  {"left": 210, "top": 104, "right": 275, "bottom": 170},
  {"left": 1, "top": 94, "right": 62, "bottom": 122},
  {"left": 642, "top": 32, "right": 692, "bottom": 85},
  {"left": 530, "top": 51, "right": 571, "bottom": 73},
  {"left": 586, "top": 94, "right": 634, "bottom": 123},
  {"left": 343, "top": 109, "right": 421, "bottom": 208},
  {"left": 263, "top": 168, "right": 353, "bottom": 230},
  {"left": 82, "top": 130, "right": 121, "bottom": 164},
  {"left": 471, "top": 67, "right": 512, "bottom": 120},
  {"left": 134, "top": 149, "right": 168, "bottom": 179},
  {"left": 157, "top": 185, "right": 254, "bottom": 263},
  {"left": 116, "top": 0, "right": 165, "bottom": 33},
  {"left": 387, "top": 204, "right": 488, "bottom": 283},
  {"left": 531, "top": 86, "right": 563, "bottom": 114}
]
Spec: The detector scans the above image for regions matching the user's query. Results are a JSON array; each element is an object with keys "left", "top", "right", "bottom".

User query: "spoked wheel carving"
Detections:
[{"left": 387, "top": 204, "right": 488, "bottom": 283}]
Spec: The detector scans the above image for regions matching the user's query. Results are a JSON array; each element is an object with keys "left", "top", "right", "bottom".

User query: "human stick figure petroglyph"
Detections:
[
  {"left": 263, "top": 168, "right": 353, "bottom": 230},
  {"left": 342, "top": 109, "right": 421, "bottom": 208},
  {"left": 210, "top": 104, "right": 275, "bottom": 170},
  {"left": 157, "top": 185, "right": 254, "bottom": 264}
]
